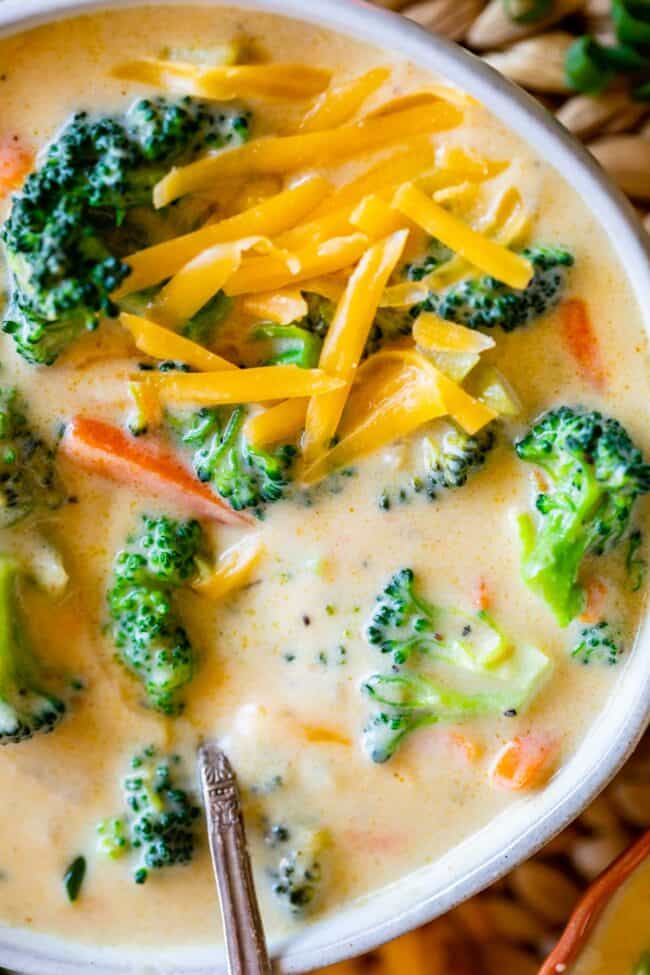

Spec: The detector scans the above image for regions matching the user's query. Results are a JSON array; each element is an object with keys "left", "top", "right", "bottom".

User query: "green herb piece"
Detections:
[
  {"left": 63, "top": 856, "right": 86, "bottom": 902},
  {"left": 565, "top": 37, "right": 614, "bottom": 93}
]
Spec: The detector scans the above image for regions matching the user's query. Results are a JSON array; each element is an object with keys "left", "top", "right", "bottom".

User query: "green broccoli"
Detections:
[
  {"left": 422, "top": 246, "right": 574, "bottom": 332},
  {"left": 0, "top": 554, "right": 66, "bottom": 744},
  {"left": 516, "top": 407, "right": 650, "bottom": 625},
  {"left": 404, "top": 238, "right": 454, "bottom": 281},
  {"left": 251, "top": 323, "right": 322, "bottom": 368},
  {"left": 422, "top": 422, "right": 495, "bottom": 491},
  {"left": 297, "top": 291, "right": 413, "bottom": 357},
  {"left": 269, "top": 829, "right": 327, "bottom": 916},
  {"left": 571, "top": 620, "right": 622, "bottom": 665},
  {"left": 626, "top": 529, "right": 646, "bottom": 592},
  {"left": 169, "top": 406, "right": 296, "bottom": 513},
  {"left": 362, "top": 568, "right": 552, "bottom": 761},
  {"left": 98, "top": 747, "right": 200, "bottom": 884},
  {"left": 183, "top": 291, "right": 233, "bottom": 346},
  {"left": 1, "top": 97, "right": 250, "bottom": 365},
  {"left": 108, "top": 515, "right": 202, "bottom": 714},
  {"left": 366, "top": 568, "right": 514, "bottom": 669},
  {"left": 0, "top": 386, "right": 63, "bottom": 525}
]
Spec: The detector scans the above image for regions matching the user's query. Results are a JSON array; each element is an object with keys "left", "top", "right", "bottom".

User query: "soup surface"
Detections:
[{"left": 0, "top": 4, "right": 649, "bottom": 958}]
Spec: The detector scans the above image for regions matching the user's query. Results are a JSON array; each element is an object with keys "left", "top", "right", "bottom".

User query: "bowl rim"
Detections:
[
  {"left": 539, "top": 829, "right": 650, "bottom": 975},
  {"left": 0, "top": 2, "right": 649, "bottom": 973}
]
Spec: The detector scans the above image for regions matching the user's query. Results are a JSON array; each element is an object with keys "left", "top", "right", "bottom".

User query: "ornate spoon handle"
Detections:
[{"left": 197, "top": 742, "right": 272, "bottom": 975}]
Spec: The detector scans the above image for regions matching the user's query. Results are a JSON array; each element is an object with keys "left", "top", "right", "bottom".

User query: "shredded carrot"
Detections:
[
  {"left": 300, "top": 724, "right": 352, "bottom": 746},
  {"left": 445, "top": 730, "right": 483, "bottom": 764},
  {"left": 488, "top": 733, "right": 558, "bottom": 791},
  {"left": 0, "top": 136, "right": 32, "bottom": 199},
  {"left": 61, "top": 416, "right": 250, "bottom": 525},
  {"left": 561, "top": 299, "right": 606, "bottom": 390},
  {"left": 474, "top": 576, "right": 491, "bottom": 611},
  {"left": 579, "top": 577, "right": 608, "bottom": 624}
]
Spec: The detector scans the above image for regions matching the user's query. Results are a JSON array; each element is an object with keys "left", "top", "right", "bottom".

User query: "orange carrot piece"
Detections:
[
  {"left": 61, "top": 416, "right": 250, "bottom": 525},
  {"left": 0, "top": 136, "right": 33, "bottom": 200},
  {"left": 474, "top": 576, "right": 491, "bottom": 611},
  {"left": 561, "top": 299, "right": 606, "bottom": 390},
  {"left": 579, "top": 576, "right": 608, "bottom": 623},
  {"left": 488, "top": 733, "right": 558, "bottom": 791}
]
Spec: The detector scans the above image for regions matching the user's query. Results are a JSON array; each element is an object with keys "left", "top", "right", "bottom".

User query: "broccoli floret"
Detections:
[
  {"left": 299, "top": 292, "right": 413, "bottom": 357},
  {"left": 362, "top": 568, "right": 552, "bottom": 761},
  {"left": 183, "top": 290, "right": 233, "bottom": 346},
  {"left": 366, "top": 568, "right": 511, "bottom": 668},
  {"left": 96, "top": 817, "right": 129, "bottom": 859},
  {"left": 251, "top": 323, "right": 322, "bottom": 368},
  {"left": 362, "top": 662, "right": 549, "bottom": 763},
  {"left": 422, "top": 246, "right": 574, "bottom": 332},
  {"left": 1, "top": 98, "right": 249, "bottom": 365},
  {"left": 422, "top": 422, "right": 495, "bottom": 491},
  {"left": 0, "top": 554, "right": 66, "bottom": 744},
  {"left": 571, "top": 620, "right": 622, "bottom": 665},
  {"left": 516, "top": 407, "right": 650, "bottom": 625},
  {"left": 0, "top": 386, "right": 63, "bottom": 525},
  {"left": 108, "top": 515, "right": 201, "bottom": 714},
  {"left": 270, "top": 830, "right": 327, "bottom": 916},
  {"left": 98, "top": 747, "right": 200, "bottom": 883},
  {"left": 169, "top": 406, "right": 296, "bottom": 513},
  {"left": 404, "top": 238, "right": 453, "bottom": 281}
]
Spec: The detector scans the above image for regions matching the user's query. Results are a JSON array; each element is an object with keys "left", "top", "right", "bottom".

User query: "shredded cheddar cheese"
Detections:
[
  {"left": 153, "top": 102, "right": 463, "bottom": 207},
  {"left": 393, "top": 182, "right": 533, "bottom": 289},
  {"left": 115, "top": 175, "right": 329, "bottom": 297},
  {"left": 302, "top": 230, "right": 409, "bottom": 468},
  {"left": 192, "top": 535, "right": 265, "bottom": 601},
  {"left": 120, "top": 313, "right": 237, "bottom": 371},
  {"left": 153, "top": 365, "right": 345, "bottom": 405},
  {"left": 113, "top": 59, "right": 332, "bottom": 100},
  {"left": 244, "top": 399, "right": 309, "bottom": 446},
  {"left": 299, "top": 67, "right": 390, "bottom": 132}
]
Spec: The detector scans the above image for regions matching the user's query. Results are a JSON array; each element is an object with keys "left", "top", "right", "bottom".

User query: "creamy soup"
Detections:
[
  {"left": 0, "top": 3, "right": 649, "bottom": 958},
  {"left": 572, "top": 856, "right": 650, "bottom": 975}
]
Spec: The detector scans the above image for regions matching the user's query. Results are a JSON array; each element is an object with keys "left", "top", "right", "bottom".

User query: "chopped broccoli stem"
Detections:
[
  {"left": 362, "top": 658, "right": 549, "bottom": 763},
  {"left": 516, "top": 407, "right": 650, "bottom": 625},
  {"left": 0, "top": 386, "right": 63, "bottom": 525},
  {"left": 107, "top": 515, "right": 202, "bottom": 713},
  {"left": 0, "top": 554, "right": 66, "bottom": 745},
  {"left": 251, "top": 323, "right": 322, "bottom": 368},
  {"left": 421, "top": 246, "right": 574, "bottom": 332},
  {"left": 98, "top": 748, "right": 199, "bottom": 883},
  {"left": 571, "top": 620, "right": 622, "bottom": 666},
  {"left": 1, "top": 97, "right": 250, "bottom": 365},
  {"left": 169, "top": 406, "right": 296, "bottom": 513}
]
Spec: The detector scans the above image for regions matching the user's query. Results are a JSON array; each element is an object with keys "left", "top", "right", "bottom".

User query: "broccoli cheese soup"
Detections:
[{"left": 0, "top": 3, "right": 648, "bottom": 959}]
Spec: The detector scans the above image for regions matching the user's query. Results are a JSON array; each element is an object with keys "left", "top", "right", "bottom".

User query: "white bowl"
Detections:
[{"left": 0, "top": 2, "right": 649, "bottom": 972}]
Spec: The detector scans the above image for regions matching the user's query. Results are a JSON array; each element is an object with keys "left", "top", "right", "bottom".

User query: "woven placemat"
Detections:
[{"left": 315, "top": 3, "right": 650, "bottom": 972}]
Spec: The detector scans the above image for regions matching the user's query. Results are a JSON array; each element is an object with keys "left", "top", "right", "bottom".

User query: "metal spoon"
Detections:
[{"left": 197, "top": 742, "right": 272, "bottom": 975}]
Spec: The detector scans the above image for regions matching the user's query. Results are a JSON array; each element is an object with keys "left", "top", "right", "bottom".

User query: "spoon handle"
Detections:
[{"left": 197, "top": 742, "right": 272, "bottom": 975}]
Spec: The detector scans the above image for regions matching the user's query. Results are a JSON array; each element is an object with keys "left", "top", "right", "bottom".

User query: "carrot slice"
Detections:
[
  {"left": 488, "top": 733, "right": 558, "bottom": 791},
  {"left": 0, "top": 136, "right": 33, "bottom": 199},
  {"left": 61, "top": 416, "right": 250, "bottom": 525},
  {"left": 561, "top": 299, "right": 606, "bottom": 390},
  {"left": 579, "top": 576, "right": 608, "bottom": 624}
]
